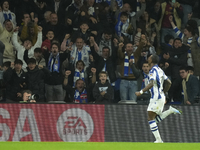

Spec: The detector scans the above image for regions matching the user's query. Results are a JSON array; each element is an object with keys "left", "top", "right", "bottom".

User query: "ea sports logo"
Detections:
[{"left": 56, "top": 108, "right": 94, "bottom": 142}]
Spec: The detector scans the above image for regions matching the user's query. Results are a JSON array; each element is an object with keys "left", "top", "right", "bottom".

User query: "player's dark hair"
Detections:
[
  {"left": 142, "top": 61, "right": 148, "bottom": 66},
  {"left": 151, "top": 55, "right": 159, "bottom": 64}
]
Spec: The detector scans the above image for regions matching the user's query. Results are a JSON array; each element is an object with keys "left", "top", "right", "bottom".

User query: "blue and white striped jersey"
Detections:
[{"left": 148, "top": 65, "right": 168, "bottom": 100}]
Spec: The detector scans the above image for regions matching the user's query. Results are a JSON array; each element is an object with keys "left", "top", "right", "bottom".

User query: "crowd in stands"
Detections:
[{"left": 0, "top": 0, "right": 200, "bottom": 105}]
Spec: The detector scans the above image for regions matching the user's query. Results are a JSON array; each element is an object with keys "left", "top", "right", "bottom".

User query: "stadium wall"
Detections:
[{"left": 0, "top": 104, "right": 199, "bottom": 142}]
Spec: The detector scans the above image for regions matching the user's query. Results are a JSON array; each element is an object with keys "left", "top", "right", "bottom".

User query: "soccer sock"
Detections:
[
  {"left": 155, "top": 109, "right": 173, "bottom": 123},
  {"left": 149, "top": 120, "right": 162, "bottom": 141}
]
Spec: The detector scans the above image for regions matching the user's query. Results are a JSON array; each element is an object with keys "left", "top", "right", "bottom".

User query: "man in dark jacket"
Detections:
[
  {"left": 43, "top": 42, "right": 70, "bottom": 102},
  {"left": 71, "top": 22, "right": 95, "bottom": 44},
  {"left": 26, "top": 58, "right": 45, "bottom": 102},
  {"left": 4, "top": 59, "right": 27, "bottom": 102},
  {"left": 65, "top": 0, "right": 83, "bottom": 29},
  {"left": 179, "top": 66, "right": 200, "bottom": 105},
  {"left": 90, "top": 41, "right": 117, "bottom": 84},
  {"left": 42, "top": 13, "right": 72, "bottom": 43},
  {"left": 163, "top": 38, "right": 188, "bottom": 102}
]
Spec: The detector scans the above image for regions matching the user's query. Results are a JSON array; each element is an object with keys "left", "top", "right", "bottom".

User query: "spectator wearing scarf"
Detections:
[
  {"left": 74, "top": 79, "right": 88, "bottom": 103},
  {"left": 63, "top": 68, "right": 97, "bottom": 103},
  {"left": 43, "top": 42, "right": 70, "bottom": 102},
  {"left": 118, "top": 42, "right": 142, "bottom": 101},
  {"left": 70, "top": 37, "right": 91, "bottom": 68},
  {"left": 73, "top": 60, "right": 87, "bottom": 87},
  {"left": 0, "top": 1, "right": 17, "bottom": 26}
]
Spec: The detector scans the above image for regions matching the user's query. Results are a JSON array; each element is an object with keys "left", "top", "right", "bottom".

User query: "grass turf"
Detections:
[{"left": 0, "top": 142, "right": 199, "bottom": 150}]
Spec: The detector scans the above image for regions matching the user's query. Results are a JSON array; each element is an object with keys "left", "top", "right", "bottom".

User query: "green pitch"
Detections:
[{"left": 0, "top": 142, "right": 199, "bottom": 150}]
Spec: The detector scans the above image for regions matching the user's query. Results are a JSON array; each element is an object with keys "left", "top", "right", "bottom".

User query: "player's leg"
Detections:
[
  {"left": 148, "top": 111, "right": 163, "bottom": 143},
  {"left": 155, "top": 106, "right": 182, "bottom": 123}
]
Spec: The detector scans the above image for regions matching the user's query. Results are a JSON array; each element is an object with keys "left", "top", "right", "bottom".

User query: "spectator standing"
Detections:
[
  {"left": 158, "top": 0, "right": 183, "bottom": 43},
  {"left": 0, "top": 0, "right": 16, "bottom": 26},
  {"left": 70, "top": 37, "right": 91, "bottom": 68},
  {"left": 65, "top": 0, "right": 83, "bottom": 29},
  {"left": 23, "top": 48, "right": 46, "bottom": 69},
  {"left": 90, "top": 36, "right": 117, "bottom": 85},
  {"left": 20, "top": 20, "right": 38, "bottom": 46},
  {"left": 163, "top": 38, "right": 188, "bottom": 102},
  {"left": 177, "top": 0, "right": 196, "bottom": 26},
  {"left": 169, "top": 15, "right": 200, "bottom": 77},
  {"left": 25, "top": 58, "right": 45, "bottom": 101},
  {"left": 43, "top": 42, "right": 70, "bottom": 102},
  {"left": 12, "top": 26, "right": 43, "bottom": 71},
  {"left": 41, "top": 29, "right": 55, "bottom": 52},
  {"left": 180, "top": 66, "right": 200, "bottom": 105},
  {"left": 4, "top": 59, "right": 27, "bottom": 102},
  {"left": 0, "top": 20, "right": 18, "bottom": 63},
  {"left": 117, "top": 42, "right": 141, "bottom": 101},
  {"left": 42, "top": 13, "right": 72, "bottom": 43}
]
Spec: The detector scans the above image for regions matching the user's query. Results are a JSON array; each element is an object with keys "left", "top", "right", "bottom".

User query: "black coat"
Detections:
[
  {"left": 44, "top": 51, "right": 70, "bottom": 85},
  {"left": 4, "top": 69, "right": 27, "bottom": 101},
  {"left": 26, "top": 66, "right": 45, "bottom": 101},
  {"left": 186, "top": 74, "right": 200, "bottom": 104},
  {"left": 90, "top": 46, "right": 117, "bottom": 83},
  {"left": 160, "top": 44, "right": 189, "bottom": 79},
  {"left": 93, "top": 81, "right": 114, "bottom": 103},
  {"left": 42, "top": 22, "right": 72, "bottom": 43},
  {"left": 168, "top": 45, "right": 188, "bottom": 79}
]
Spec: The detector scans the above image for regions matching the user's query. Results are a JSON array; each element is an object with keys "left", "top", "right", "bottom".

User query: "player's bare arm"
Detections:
[
  {"left": 163, "top": 79, "right": 171, "bottom": 94},
  {"left": 135, "top": 80, "right": 153, "bottom": 96}
]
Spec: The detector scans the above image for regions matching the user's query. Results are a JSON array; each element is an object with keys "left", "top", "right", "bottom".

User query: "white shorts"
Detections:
[{"left": 147, "top": 97, "right": 165, "bottom": 115}]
